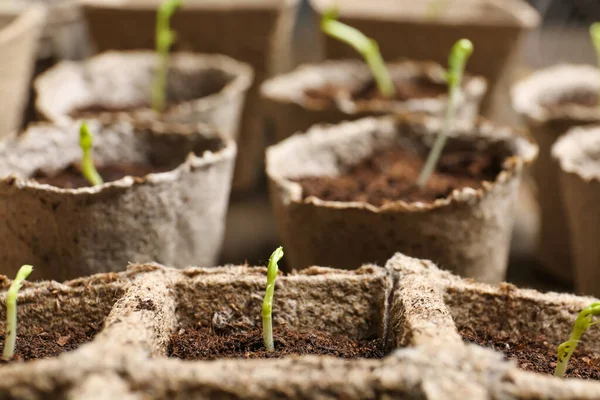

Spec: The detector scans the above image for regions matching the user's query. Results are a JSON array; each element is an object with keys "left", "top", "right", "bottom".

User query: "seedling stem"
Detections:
[
  {"left": 417, "top": 38, "right": 473, "bottom": 188},
  {"left": 2, "top": 265, "right": 33, "bottom": 361},
  {"left": 262, "top": 246, "right": 284, "bottom": 352},
  {"left": 554, "top": 302, "right": 600, "bottom": 378},
  {"left": 79, "top": 122, "right": 103, "bottom": 186},
  {"left": 590, "top": 23, "right": 600, "bottom": 107},
  {"left": 321, "top": 7, "right": 395, "bottom": 98},
  {"left": 152, "top": 0, "right": 182, "bottom": 112}
]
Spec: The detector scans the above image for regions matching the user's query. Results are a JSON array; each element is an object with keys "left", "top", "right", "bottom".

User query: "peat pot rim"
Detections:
[
  {"left": 260, "top": 59, "right": 488, "bottom": 116},
  {"left": 80, "top": 0, "right": 300, "bottom": 10},
  {"left": 266, "top": 114, "right": 538, "bottom": 213},
  {"left": 0, "top": 4, "right": 46, "bottom": 46},
  {"left": 511, "top": 64, "right": 600, "bottom": 125},
  {"left": 34, "top": 50, "right": 254, "bottom": 124},
  {"left": 552, "top": 124, "right": 600, "bottom": 183},
  {"left": 0, "top": 119, "right": 237, "bottom": 195},
  {"left": 309, "top": 0, "right": 539, "bottom": 28}
]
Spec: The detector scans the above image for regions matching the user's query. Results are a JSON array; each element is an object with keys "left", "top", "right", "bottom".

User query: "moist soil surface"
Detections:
[
  {"left": 32, "top": 163, "right": 171, "bottom": 189},
  {"left": 460, "top": 327, "right": 600, "bottom": 380},
  {"left": 304, "top": 76, "right": 447, "bottom": 103},
  {"left": 0, "top": 325, "right": 98, "bottom": 362},
  {"left": 169, "top": 327, "right": 386, "bottom": 360},
  {"left": 295, "top": 146, "right": 502, "bottom": 206},
  {"left": 68, "top": 102, "right": 180, "bottom": 118}
]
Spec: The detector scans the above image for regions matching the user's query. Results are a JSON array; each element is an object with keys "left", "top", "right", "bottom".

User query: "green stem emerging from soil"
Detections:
[
  {"left": 321, "top": 6, "right": 395, "bottom": 98},
  {"left": 262, "top": 246, "right": 284, "bottom": 352},
  {"left": 417, "top": 38, "right": 473, "bottom": 188},
  {"left": 152, "top": 0, "right": 182, "bottom": 113},
  {"left": 79, "top": 122, "right": 103, "bottom": 186},
  {"left": 590, "top": 22, "right": 600, "bottom": 107},
  {"left": 2, "top": 265, "right": 33, "bottom": 361},
  {"left": 555, "top": 302, "right": 600, "bottom": 378}
]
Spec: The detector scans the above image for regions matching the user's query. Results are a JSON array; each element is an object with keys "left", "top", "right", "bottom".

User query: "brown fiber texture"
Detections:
[
  {"left": 512, "top": 64, "right": 600, "bottom": 284},
  {"left": 2, "top": 256, "right": 600, "bottom": 398},
  {"left": 0, "top": 120, "right": 236, "bottom": 280},
  {"left": 553, "top": 126, "right": 600, "bottom": 297},
  {"left": 80, "top": 0, "right": 300, "bottom": 192},
  {"left": 261, "top": 59, "right": 487, "bottom": 144},
  {"left": 267, "top": 114, "right": 537, "bottom": 283},
  {"left": 0, "top": 5, "right": 45, "bottom": 138},
  {"left": 310, "top": 0, "right": 539, "bottom": 116}
]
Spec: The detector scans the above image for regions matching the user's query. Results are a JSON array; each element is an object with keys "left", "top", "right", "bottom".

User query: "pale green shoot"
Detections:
[
  {"left": 152, "top": 0, "right": 183, "bottom": 112},
  {"left": 79, "top": 122, "right": 103, "bottom": 186},
  {"left": 321, "top": 7, "right": 395, "bottom": 98},
  {"left": 2, "top": 265, "right": 33, "bottom": 361},
  {"left": 417, "top": 38, "right": 474, "bottom": 188},
  {"left": 262, "top": 246, "right": 284, "bottom": 351},
  {"left": 590, "top": 23, "right": 600, "bottom": 106},
  {"left": 555, "top": 302, "right": 600, "bottom": 377}
]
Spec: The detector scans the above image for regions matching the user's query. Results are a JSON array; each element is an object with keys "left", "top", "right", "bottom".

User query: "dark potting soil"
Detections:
[
  {"left": 68, "top": 102, "right": 180, "bottom": 118},
  {"left": 168, "top": 327, "right": 386, "bottom": 360},
  {"left": 460, "top": 327, "right": 600, "bottom": 380},
  {"left": 0, "top": 325, "right": 99, "bottom": 363},
  {"left": 32, "top": 163, "right": 171, "bottom": 189},
  {"left": 543, "top": 90, "right": 598, "bottom": 109},
  {"left": 294, "top": 146, "right": 502, "bottom": 206},
  {"left": 304, "top": 77, "right": 447, "bottom": 103}
]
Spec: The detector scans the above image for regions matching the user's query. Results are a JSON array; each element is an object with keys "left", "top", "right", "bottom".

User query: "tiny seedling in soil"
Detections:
[
  {"left": 262, "top": 246, "right": 284, "bottom": 351},
  {"left": 416, "top": 38, "right": 474, "bottom": 188},
  {"left": 152, "top": 0, "right": 183, "bottom": 113},
  {"left": 554, "top": 302, "right": 600, "bottom": 378},
  {"left": 321, "top": 6, "right": 395, "bottom": 98},
  {"left": 79, "top": 122, "right": 103, "bottom": 186},
  {"left": 2, "top": 265, "right": 33, "bottom": 361},
  {"left": 590, "top": 22, "right": 600, "bottom": 106}
]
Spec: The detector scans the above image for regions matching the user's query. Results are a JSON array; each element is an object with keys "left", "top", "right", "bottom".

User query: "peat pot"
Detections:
[
  {"left": 309, "top": 0, "right": 539, "bottom": 117},
  {"left": 553, "top": 126, "right": 600, "bottom": 297},
  {"left": 0, "top": 255, "right": 598, "bottom": 399},
  {"left": 267, "top": 115, "right": 537, "bottom": 283},
  {"left": 512, "top": 64, "right": 600, "bottom": 283},
  {"left": 261, "top": 59, "right": 487, "bottom": 143},
  {"left": 81, "top": 0, "right": 301, "bottom": 192},
  {"left": 0, "top": 120, "right": 236, "bottom": 281},
  {"left": 0, "top": 5, "right": 45, "bottom": 138}
]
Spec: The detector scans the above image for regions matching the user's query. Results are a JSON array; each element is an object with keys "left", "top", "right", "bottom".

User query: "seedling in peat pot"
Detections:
[
  {"left": 262, "top": 246, "right": 284, "bottom": 351},
  {"left": 152, "top": 0, "right": 183, "bottom": 113},
  {"left": 2, "top": 265, "right": 33, "bottom": 361},
  {"left": 590, "top": 22, "right": 600, "bottom": 106},
  {"left": 554, "top": 302, "right": 600, "bottom": 378},
  {"left": 321, "top": 6, "right": 395, "bottom": 98},
  {"left": 416, "top": 39, "right": 474, "bottom": 188},
  {"left": 79, "top": 122, "right": 103, "bottom": 186}
]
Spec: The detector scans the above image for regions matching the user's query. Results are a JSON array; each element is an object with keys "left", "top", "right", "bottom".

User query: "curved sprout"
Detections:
[
  {"left": 152, "top": 0, "right": 183, "bottom": 112},
  {"left": 417, "top": 38, "right": 474, "bottom": 188},
  {"left": 79, "top": 122, "right": 103, "bottom": 186},
  {"left": 555, "top": 302, "right": 600, "bottom": 377},
  {"left": 2, "top": 265, "right": 33, "bottom": 361},
  {"left": 321, "top": 6, "right": 395, "bottom": 98},
  {"left": 590, "top": 22, "right": 600, "bottom": 107},
  {"left": 262, "top": 246, "right": 284, "bottom": 351}
]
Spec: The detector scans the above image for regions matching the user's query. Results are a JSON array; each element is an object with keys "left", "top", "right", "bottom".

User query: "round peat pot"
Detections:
[
  {"left": 553, "top": 126, "right": 600, "bottom": 297},
  {"left": 512, "top": 64, "right": 600, "bottom": 283},
  {"left": 267, "top": 115, "right": 537, "bottom": 283},
  {"left": 34, "top": 51, "right": 253, "bottom": 144},
  {"left": 0, "top": 5, "right": 46, "bottom": 138},
  {"left": 261, "top": 59, "right": 487, "bottom": 143},
  {"left": 0, "top": 120, "right": 236, "bottom": 281}
]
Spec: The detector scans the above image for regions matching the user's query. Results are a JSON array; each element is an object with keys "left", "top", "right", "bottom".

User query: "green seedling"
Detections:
[
  {"left": 554, "top": 302, "right": 600, "bottom": 378},
  {"left": 262, "top": 246, "right": 284, "bottom": 352},
  {"left": 152, "top": 0, "right": 183, "bottom": 112},
  {"left": 2, "top": 265, "right": 33, "bottom": 361},
  {"left": 416, "top": 38, "right": 474, "bottom": 188},
  {"left": 590, "top": 22, "right": 600, "bottom": 106},
  {"left": 79, "top": 122, "right": 103, "bottom": 186},
  {"left": 321, "top": 6, "right": 395, "bottom": 98}
]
